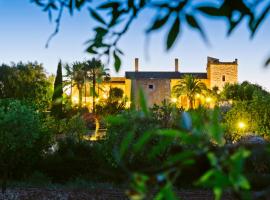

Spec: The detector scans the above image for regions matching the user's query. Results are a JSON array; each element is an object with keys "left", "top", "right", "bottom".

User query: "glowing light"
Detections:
[
  {"left": 238, "top": 122, "right": 246, "bottom": 129},
  {"left": 171, "top": 98, "right": 177, "bottom": 103},
  {"left": 72, "top": 96, "right": 79, "bottom": 104},
  {"left": 195, "top": 94, "right": 200, "bottom": 98},
  {"left": 102, "top": 94, "right": 108, "bottom": 99},
  {"left": 206, "top": 97, "right": 212, "bottom": 103},
  {"left": 95, "top": 98, "right": 100, "bottom": 102},
  {"left": 125, "top": 101, "right": 131, "bottom": 108}
]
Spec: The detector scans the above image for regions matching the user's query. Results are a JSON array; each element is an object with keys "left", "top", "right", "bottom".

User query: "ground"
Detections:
[{"left": 0, "top": 187, "right": 238, "bottom": 200}]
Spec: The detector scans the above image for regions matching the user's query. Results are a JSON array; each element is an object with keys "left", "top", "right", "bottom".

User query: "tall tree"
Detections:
[
  {"left": 84, "top": 58, "right": 110, "bottom": 113},
  {"left": 173, "top": 75, "right": 207, "bottom": 109},
  {"left": 65, "top": 62, "right": 85, "bottom": 107},
  {"left": 51, "top": 60, "right": 63, "bottom": 118},
  {"left": 0, "top": 62, "right": 53, "bottom": 110}
]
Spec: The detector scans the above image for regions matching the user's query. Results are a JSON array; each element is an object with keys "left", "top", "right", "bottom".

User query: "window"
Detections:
[
  {"left": 222, "top": 75, "right": 226, "bottom": 82},
  {"left": 148, "top": 84, "right": 154, "bottom": 90}
]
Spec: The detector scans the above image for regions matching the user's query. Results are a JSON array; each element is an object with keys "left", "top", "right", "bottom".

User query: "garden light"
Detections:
[
  {"left": 171, "top": 97, "right": 177, "bottom": 103},
  {"left": 238, "top": 121, "right": 246, "bottom": 129},
  {"left": 206, "top": 97, "right": 212, "bottom": 103}
]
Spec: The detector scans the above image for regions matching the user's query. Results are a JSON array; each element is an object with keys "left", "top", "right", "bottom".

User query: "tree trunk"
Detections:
[
  {"left": 70, "top": 80, "right": 73, "bottom": 101},
  {"left": 78, "top": 85, "right": 82, "bottom": 108},
  {"left": 93, "top": 74, "right": 96, "bottom": 113},
  {"left": 84, "top": 77, "right": 87, "bottom": 106},
  {"left": 188, "top": 96, "right": 194, "bottom": 109}
]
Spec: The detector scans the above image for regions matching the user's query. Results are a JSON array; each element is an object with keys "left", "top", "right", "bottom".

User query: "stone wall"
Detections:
[
  {"left": 207, "top": 63, "right": 238, "bottom": 89},
  {"left": 132, "top": 79, "right": 171, "bottom": 107}
]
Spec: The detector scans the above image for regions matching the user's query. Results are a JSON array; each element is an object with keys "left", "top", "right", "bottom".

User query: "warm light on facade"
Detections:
[
  {"left": 102, "top": 94, "right": 108, "bottom": 99},
  {"left": 72, "top": 96, "right": 79, "bottom": 104},
  {"left": 171, "top": 97, "right": 177, "bottom": 103},
  {"left": 125, "top": 101, "right": 131, "bottom": 108}
]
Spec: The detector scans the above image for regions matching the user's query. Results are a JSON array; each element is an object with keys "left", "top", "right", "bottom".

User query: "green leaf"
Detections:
[
  {"left": 119, "top": 131, "right": 134, "bottom": 159},
  {"left": 213, "top": 187, "right": 222, "bottom": 200},
  {"left": 113, "top": 51, "right": 121, "bottom": 72},
  {"left": 139, "top": 87, "right": 148, "bottom": 115},
  {"left": 166, "top": 16, "right": 180, "bottom": 50},
  {"left": 265, "top": 57, "right": 270, "bottom": 67},
  {"left": 89, "top": 8, "right": 107, "bottom": 25},
  {"left": 133, "top": 131, "right": 153, "bottom": 153},
  {"left": 196, "top": 6, "right": 220, "bottom": 16},
  {"left": 154, "top": 183, "right": 178, "bottom": 200},
  {"left": 146, "top": 14, "right": 170, "bottom": 33},
  {"left": 98, "top": 2, "right": 120, "bottom": 9}
]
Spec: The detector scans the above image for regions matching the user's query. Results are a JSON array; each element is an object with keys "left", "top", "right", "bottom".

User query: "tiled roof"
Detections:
[{"left": 125, "top": 72, "right": 207, "bottom": 79}]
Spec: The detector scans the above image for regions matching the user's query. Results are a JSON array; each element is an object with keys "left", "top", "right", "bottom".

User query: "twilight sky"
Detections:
[{"left": 0, "top": 0, "right": 270, "bottom": 90}]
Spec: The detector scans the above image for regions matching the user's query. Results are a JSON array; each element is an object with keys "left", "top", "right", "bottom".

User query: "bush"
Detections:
[
  {"left": 0, "top": 99, "right": 52, "bottom": 189},
  {"left": 150, "top": 100, "right": 184, "bottom": 128},
  {"left": 224, "top": 98, "right": 270, "bottom": 141},
  {"left": 39, "top": 138, "right": 122, "bottom": 183}
]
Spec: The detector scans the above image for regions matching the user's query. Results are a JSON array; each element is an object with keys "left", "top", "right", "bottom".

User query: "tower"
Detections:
[{"left": 206, "top": 57, "right": 238, "bottom": 90}]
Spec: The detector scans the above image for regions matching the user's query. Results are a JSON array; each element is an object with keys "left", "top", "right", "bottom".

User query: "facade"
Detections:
[{"left": 71, "top": 57, "right": 238, "bottom": 108}]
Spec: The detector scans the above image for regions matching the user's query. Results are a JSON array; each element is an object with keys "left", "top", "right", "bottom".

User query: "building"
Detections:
[{"left": 71, "top": 57, "right": 238, "bottom": 108}]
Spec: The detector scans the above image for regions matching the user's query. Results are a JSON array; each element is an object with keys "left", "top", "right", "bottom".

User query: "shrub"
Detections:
[
  {"left": 150, "top": 100, "right": 184, "bottom": 128},
  {"left": 224, "top": 98, "right": 270, "bottom": 141},
  {"left": 39, "top": 138, "right": 121, "bottom": 183},
  {"left": 0, "top": 99, "right": 52, "bottom": 190}
]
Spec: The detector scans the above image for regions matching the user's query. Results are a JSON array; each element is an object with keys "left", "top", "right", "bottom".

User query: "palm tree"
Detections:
[
  {"left": 84, "top": 58, "right": 110, "bottom": 113},
  {"left": 173, "top": 75, "right": 207, "bottom": 109},
  {"left": 64, "top": 62, "right": 85, "bottom": 107}
]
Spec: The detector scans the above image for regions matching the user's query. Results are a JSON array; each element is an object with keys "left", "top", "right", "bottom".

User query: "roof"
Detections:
[
  {"left": 125, "top": 72, "right": 207, "bottom": 79},
  {"left": 110, "top": 77, "right": 125, "bottom": 83}
]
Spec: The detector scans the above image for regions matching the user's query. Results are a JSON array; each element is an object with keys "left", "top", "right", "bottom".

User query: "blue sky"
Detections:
[{"left": 0, "top": 0, "right": 270, "bottom": 90}]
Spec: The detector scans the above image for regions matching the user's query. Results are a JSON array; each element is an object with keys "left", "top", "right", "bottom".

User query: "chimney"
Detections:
[
  {"left": 175, "top": 58, "right": 179, "bottom": 72},
  {"left": 235, "top": 58, "right": 238, "bottom": 64},
  {"left": 135, "top": 58, "right": 139, "bottom": 72}
]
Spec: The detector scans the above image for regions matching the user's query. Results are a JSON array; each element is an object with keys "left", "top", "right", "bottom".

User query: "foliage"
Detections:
[
  {"left": 32, "top": 0, "right": 270, "bottom": 69},
  {"left": 150, "top": 100, "right": 184, "bottom": 128},
  {"left": 0, "top": 62, "right": 53, "bottom": 111},
  {"left": 224, "top": 98, "right": 270, "bottom": 141},
  {"left": 64, "top": 59, "right": 110, "bottom": 110},
  {"left": 173, "top": 75, "right": 207, "bottom": 109},
  {"left": 105, "top": 103, "right": 252, "bottom": 199},
  {"left": 64, "top": 61, "right": 85, "bottom": 107},
  {"left": 51, "top": 60, "right": 63, "bottom": 118},
  {"left": 38, "top": 138, "right": 119, "bottom": 183},
  {"left": 0, "top": 99, "right": 52, "bottom": 191},
  {"left": 96, "top": 87, "right": 126, "bottom": 116},
  {"left": 84, "top": 58, "right": 110, "bottom": 113},
  {"left": 221, "top": 81, "right": 270, "bottom": 102},
  {"left": 63, "top": 114, "right": 88, "bottom": 140}
]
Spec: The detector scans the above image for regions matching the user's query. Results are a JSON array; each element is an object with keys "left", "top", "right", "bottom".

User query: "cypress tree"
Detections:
[{"left": 51, "top": 60, "right": 63, "bottom": 118}]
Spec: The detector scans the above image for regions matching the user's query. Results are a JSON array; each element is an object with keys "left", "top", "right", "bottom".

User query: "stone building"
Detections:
[{"left": 71, "top": 57, "right": 238, "bottom": 109}]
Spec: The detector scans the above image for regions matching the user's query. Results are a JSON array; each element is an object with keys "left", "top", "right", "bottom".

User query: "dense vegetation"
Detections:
[{"left": 1, "top": 61, "right": 270, "bottom": 199}]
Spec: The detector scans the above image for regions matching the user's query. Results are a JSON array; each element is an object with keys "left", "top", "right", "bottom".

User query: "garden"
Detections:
[{"left": 1, "top": 61, "right": 270, "bottom": 200}]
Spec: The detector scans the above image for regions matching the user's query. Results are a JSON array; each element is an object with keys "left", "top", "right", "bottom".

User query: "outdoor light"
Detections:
[
  {"left": 238, "top": 121, "right": 246, "bottom": 129},
  {"left": 95, "top": 98, "right": 100, "bottom": 102},
  {"left": 171, "top": 97, "right": 177, "bottom": 103},
  {"left": 196, "top": 94, "right": 200, "bottom": 98},
  {"left": 206, "top": 97, "right": 212, "bottom": 103},
  {"left": 125, "top": 101, "right": 131, "bottom": 108},
  {"left": 72, "top": 96, "right": 78, "bottom": 103},
  {"left": 102, "top": 94, "right": 108, "bottom": 99}
]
